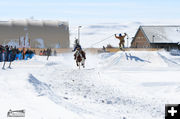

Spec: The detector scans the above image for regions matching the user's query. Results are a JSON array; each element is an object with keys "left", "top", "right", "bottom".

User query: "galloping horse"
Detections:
[{"left": 74, "top": 48, "right": 86, "bottom": 69}]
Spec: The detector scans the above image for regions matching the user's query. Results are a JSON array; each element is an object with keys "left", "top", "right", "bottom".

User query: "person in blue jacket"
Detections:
[{"left": 72, "top": 38, "right": 82, "bottom": 52}]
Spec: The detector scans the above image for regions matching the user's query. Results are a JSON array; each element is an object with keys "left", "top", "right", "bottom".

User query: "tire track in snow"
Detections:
[
  {"left": 49, "top": 68, "right": 165, "bottom": 119},
  {"left": 28, "top": 73, "right": 94, "bottom": 117}
]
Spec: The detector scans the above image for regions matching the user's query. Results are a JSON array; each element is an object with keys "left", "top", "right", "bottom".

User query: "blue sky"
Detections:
[{"left": 0, "top": 0, "right": 180, "bottom": 25}]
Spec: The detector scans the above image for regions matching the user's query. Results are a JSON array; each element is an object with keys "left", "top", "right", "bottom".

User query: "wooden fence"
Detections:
[{"left": 21, "top": 48, "right": 162, "bottom": 55}]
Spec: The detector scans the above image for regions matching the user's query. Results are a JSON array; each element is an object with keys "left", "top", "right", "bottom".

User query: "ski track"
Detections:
[
  {"left": 1, "top": 51, "right": 180, "bottom": 119},
  {"left": 157, "top": 52, "right": 180, "bottom": 66},
  {"left": 28, "top": 54, "right": 166, "bottom": 119}
]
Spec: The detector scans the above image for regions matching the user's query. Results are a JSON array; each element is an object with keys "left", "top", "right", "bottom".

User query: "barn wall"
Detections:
[
  {"left": 152, "top": 43, "right": 180, "bottom": 50},
  {"left": 131, "top": 29, "right": 151, "bottom": 48},
  {"left": 0, "top": 20, "right": 69, "bottom": 48}
]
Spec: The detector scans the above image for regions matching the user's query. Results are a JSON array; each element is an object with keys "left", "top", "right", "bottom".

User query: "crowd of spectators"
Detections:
[{"left": 0, "top": 45, "right": 35, "bottom": 62}]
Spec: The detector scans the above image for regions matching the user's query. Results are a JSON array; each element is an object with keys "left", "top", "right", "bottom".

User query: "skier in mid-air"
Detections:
[{"left": 115, "top": 33, "right": 127, "bottom": 50}]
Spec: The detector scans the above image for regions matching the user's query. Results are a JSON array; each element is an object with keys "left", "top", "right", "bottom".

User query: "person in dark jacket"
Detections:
[
  {"left": 47, "top": 48, "right": 52, "bottom": 60},
  {"left": 72, "top": 38, "right": 82, "bottom": 52},
  {"left": 5, "top": 45, "right": 10, "bottom": 61},
  {"left": 0, "top": 45, "right": 3, "bottom": 62},
  {"left": 54, "top": 50, "right": 57, "bottom": 56}
]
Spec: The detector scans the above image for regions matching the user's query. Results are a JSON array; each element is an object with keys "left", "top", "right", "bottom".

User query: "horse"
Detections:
[{"left": 74, "top": 50, "right": 86, "bottom": 69}]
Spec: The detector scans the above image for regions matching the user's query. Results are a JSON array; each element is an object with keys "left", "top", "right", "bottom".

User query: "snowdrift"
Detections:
[{"left": 98, "top": 50, "right": 180, "bottom": 70}]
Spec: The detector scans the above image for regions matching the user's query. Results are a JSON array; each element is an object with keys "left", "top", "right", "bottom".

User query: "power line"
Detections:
[{"left": 89, "top": 34, "right": 114, "bottom": 47}]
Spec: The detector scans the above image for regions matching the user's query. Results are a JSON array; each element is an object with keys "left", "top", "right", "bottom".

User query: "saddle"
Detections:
[{"left": 74, "top": 50, "right": 86, "bottom": 60}]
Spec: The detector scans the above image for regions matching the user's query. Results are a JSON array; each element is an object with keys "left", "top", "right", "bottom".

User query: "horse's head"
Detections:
[{"left": 76, "top": 51, "right": 82, "bottom": 62}]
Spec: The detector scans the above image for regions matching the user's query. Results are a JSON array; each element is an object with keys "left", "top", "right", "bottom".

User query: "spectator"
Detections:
[
  {"left": 39, "top": 51, "right": 43, "bottom": 56},
  {"left": 54, "top": 50, "right": 57, "bottom": 56},
  {"left": 47, "top": 48, "right": 52, "bottom": 60}
]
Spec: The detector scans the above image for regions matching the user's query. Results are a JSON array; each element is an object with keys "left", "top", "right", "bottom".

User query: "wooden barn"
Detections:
[
  {"left": 131, "top": 26, "right": 180, "bottom": 50},
  {"left": 0, "top": 19, "right": 69, "bottom": 48}
]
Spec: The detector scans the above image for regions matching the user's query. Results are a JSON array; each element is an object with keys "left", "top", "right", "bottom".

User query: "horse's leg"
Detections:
[
  {"left": 76, "top": 61, "right": 80, "bottom": 69},
  {"left": 76, "top": 61, "right": 79, "bottom": 66},
  {"left": 81, "top": 58, "right": 85, "bottom": 68}
]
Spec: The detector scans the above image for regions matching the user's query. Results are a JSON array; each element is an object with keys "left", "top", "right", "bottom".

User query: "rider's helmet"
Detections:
[
  {"left": 75, "top": 39, "right": 79, "bottom": 45},
  {"left": 119, "top": 33, "right": 122, "bottom": 37}
]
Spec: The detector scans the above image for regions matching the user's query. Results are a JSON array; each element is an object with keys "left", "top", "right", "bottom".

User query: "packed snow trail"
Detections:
[{"left": 0, "top": 51, "right": 180, "bottom": 119}]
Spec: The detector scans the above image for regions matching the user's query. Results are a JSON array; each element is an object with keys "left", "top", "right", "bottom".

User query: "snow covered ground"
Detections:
[{"left": 0, "top": 50, "right": 180, "bottom": 119}]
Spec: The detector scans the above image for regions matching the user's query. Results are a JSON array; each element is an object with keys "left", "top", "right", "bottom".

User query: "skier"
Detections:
[
  {"left": 115, "top": 33, "right": 127, "bottom": 50},
  {"left": 72, "top": 38, "right": 82, "bottom": 52}
]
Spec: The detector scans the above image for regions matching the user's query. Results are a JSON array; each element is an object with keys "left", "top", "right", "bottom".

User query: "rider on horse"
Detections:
[{"left": 74, "top": 47, "right": 86, "bottom": 67}]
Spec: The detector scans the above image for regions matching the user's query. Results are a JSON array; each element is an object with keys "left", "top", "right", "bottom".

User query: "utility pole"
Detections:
[
  {"left": 78, "top": 26, "right": 82, "bottom": 43},
  {"left": 152, "top": 35, "right": 155, "bottom": 48}
]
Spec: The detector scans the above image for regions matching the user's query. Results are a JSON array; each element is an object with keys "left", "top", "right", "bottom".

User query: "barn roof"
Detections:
[{"left": 140, "top": 26, "right": 180, "bottom": 43}]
